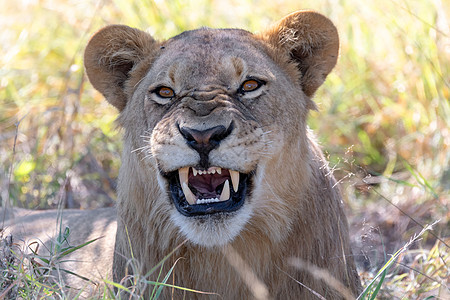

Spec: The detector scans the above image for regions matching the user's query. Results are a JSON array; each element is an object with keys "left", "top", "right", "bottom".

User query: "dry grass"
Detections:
[{"left": 0, "top": 0, "right": 448, "bottom": 298}]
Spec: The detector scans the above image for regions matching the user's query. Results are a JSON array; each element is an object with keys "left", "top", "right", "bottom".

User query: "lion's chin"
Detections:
[
  {"left": 169, "top": 204, "right": 253, "bottom": 247},
  {"left": 165, "top": 166, "right": 252, "bottom": 217}
]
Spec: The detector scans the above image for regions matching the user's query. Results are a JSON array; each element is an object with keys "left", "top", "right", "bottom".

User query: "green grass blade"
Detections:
[
  {"left": 368, "top": 269, "right": 386, "bottom": 300},
  {"left": 56, "top": 267, "right": 94, "bottom": 283},
  {"left": 401, "top": 159, "right": 438, "bottom": 198},
  {"left": 55, "top": 236, "right": 103, "bottom": 259},
  {"left": 149, "top": 261, "right": 165, "bottom": 299},
  {"left": 103, "top": 279, "right": 132, "bottom": 294},
  {"left": 153, "top": 257, "right": 183, "bottom": 299},
  {"left": 144, "top": 240, "right": 187, "bottom": 278}
]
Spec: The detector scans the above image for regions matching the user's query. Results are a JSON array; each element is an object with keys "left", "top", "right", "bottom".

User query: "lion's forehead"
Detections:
[
  {"left": 148, "top": 28, "right": 274, "bottom": 85},
  {"left": 166, "top": 28, "right": 262, "bottom": 56}
]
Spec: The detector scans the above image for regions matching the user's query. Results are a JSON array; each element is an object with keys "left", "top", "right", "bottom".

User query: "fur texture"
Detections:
[
  {"left": 5, "top": 10, "right": 361, "bottom": 299},
  {"left": 85, "top": 10, "right": 360, "bottom": 299}
]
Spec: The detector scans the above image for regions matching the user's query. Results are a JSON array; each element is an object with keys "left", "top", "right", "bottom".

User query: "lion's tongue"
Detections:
[{"left": 189, "top": 173, "right": 227, "bottom": 198}]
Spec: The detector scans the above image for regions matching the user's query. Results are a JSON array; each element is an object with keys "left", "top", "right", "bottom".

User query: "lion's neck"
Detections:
[{"left": 114, "top": 132, "right": 347, "bottom": 294}]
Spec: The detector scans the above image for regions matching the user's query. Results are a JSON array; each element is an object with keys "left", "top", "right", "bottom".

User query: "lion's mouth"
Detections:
[{"left": 167, "top": 166, "right": 250, "bottom": 216}]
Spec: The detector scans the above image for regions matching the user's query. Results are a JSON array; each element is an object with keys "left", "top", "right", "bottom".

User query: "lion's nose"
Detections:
[{"left": 179, "top": 123, "right": 233, "bottom": 167}]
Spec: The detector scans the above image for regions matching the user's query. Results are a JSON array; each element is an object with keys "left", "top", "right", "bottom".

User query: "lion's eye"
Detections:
[
  {"left": 239, "top": 79, "right": 263, "bottom": 93},
  {"left": 155, "top": 86, "right": 175, "bottom": 98}
]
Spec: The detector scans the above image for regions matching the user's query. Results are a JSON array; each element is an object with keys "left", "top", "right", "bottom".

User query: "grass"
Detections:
[
  {"left": 0, "top": 0, "right": 449, "bottom": 298},
  {"left": 357, "top": 222, "right": 440, "bottom": 299},
  {"left": 0, "top": 213, "right": 99, "bottom": 299},
  {"left": 0, "top": 216, "right": 215, "bottom": 299}
]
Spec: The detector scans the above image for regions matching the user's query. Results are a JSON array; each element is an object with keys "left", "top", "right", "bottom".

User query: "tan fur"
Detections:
[{"left": 5, "top": 11, "right": 361, "bottom": 299}]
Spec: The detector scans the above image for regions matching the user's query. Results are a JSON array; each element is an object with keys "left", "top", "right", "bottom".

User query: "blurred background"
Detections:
[{"left": 1, "top": 0, "right": 449, "bottom": 297}]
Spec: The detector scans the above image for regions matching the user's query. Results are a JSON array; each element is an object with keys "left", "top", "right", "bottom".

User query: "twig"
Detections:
[
  {"left": 373, "top": 188, "right": 449, "bottom": 248},
  {"left": 287, "top": 258, "right": 355, "bottom": 300},
  {"left": 2, "top": 115, "right": 27, "bottom": 228}
]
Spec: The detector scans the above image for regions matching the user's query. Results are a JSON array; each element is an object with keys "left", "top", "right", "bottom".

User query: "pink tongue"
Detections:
[{"left": 189, "top": 173, "right": 229, "bottom": 198}]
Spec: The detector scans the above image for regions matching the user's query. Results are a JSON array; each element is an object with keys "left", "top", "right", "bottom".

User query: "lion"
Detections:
[{"left": 3, "top": 10, "right": 361, "bottom": 299}]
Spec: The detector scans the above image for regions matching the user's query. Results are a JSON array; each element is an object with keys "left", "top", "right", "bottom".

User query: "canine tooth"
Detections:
[
  {"left": 220, "top": 180, "right": 230, "bottom": 201},
  {"left": 178, "top": 167, "right": 189, "bottom": 185},
  {"left": 193, "top": 168, "right": 198, "bottom": 176},
  {"left": 182, "top": 182, "right": 196, "bottom": 205},
  {"left": 217, "top": 168, "right": 222, "bottom": 175},
  {"left": 230, "top": 170, "right": 239, "bottom": 192}
]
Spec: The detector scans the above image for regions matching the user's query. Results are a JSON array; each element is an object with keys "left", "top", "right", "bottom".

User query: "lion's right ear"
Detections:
[
  {"left": 84, "top": 25, "right": 158, "bottom": 111},
  {"left": 261, "top": 11, "right": 339, "bottom": 98}
]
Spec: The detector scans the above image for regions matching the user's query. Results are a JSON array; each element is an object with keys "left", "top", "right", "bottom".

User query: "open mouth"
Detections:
[{"left": 166, "top": 166, "right": 250, "bottom": 216}]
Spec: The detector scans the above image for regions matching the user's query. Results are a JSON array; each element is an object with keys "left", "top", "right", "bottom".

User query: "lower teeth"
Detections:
[{"left": 196, "top": 198, "right": 220, "bottom": 204}]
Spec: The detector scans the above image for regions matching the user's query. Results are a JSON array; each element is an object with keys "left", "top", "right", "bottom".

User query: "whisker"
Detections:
[
  {"left": 133, "top": 76, "right": 146, "bottom": 88},
  {"left": 261, "top": 130, "right": 273, "bottom": 135},
  {"left": 141, "top": 153, "right": 154, "bottom": 161},
  {"left": 131, "top": 146, "right": 150, "bottom": 153}
]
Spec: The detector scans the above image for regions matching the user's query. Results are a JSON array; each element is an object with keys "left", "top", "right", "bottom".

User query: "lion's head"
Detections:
[{"left": 84, "top": 11, "right": 338, "bottom": 247}]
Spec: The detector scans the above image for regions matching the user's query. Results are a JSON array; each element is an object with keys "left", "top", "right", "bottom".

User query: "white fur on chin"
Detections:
[{"left": 169, "top": 204, "right": 253, "bottom": 247}]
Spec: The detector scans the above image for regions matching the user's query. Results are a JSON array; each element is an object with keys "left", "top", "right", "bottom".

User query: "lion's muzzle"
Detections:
[
  {"left": 168, "top": 121, "right": 252, "bottom": 217},
  {"left": 178, "top": 122, "right": 234, "bottom": 169}
]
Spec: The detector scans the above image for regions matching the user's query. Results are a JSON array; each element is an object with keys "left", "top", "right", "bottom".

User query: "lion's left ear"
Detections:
[
  {"left": 84, "top": 25, "right": 159, "bottom": 111},
  {"left": 262, "top": 11, "right": 339, "bottom": 97}
]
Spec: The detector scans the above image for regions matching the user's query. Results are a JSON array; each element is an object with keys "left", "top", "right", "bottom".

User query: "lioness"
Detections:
[{"left": 4, "top": 10, "right": 361, "bottom": 299}]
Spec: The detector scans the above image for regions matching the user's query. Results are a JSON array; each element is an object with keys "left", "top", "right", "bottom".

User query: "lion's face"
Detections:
[
  {"left": 84, "top": 11, "right": 339, "bottom": 247},
  {"left": 139, "top": 29, "right": 308, "bottom": 245}
]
